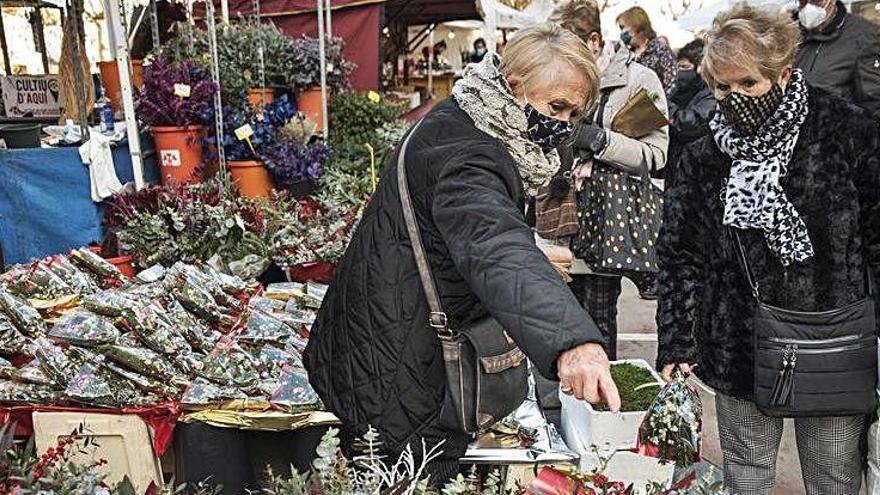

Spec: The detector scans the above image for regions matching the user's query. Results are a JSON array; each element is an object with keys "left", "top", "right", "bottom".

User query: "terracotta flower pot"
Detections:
[
  {"left": 296, "top": 87, "right": 329, "bottom": 132},
  {"left": 247, "top": 88, "right": 276, "bottom": 108},
  {"left": 98, "top": 59, "right": 145, "bottom": 112},
  {"left": 151, "top": 125, "right": 206, "bottom": 185},
  {"left": 105, "top": 255, "right": 136, "bottom": 278},
  {"left": 229, "top": 160, "right": 274, "bottom": 198}
]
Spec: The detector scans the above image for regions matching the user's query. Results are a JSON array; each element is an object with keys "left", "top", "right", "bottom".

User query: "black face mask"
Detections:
[
  {"left": 676, "top": 69, "right": 699, "bottom": 91},
  {"left": 718, "top": 84, "right": 784, "bottom": 136},
  {"left": 523, "top": 103, "right": 573, "bottom": 151}
]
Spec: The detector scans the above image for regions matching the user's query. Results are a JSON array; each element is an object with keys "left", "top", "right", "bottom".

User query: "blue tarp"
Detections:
[{"left": 0, "top": 140, "right": 159, "bottom": 265}]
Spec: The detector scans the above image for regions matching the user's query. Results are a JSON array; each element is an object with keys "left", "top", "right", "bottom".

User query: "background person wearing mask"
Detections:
[
  {"left": 305, "top": 23, "right": 619, "bottom": 483},
  {"left": 617, "top": 6, "right": 678, "bottom": 96},
  {"left": 544, "top": 0, "right": 668, "bottom": 357},
  {"left": 794, "top": 0, "right": 880, "bottom": 114},
  {"left": 470, "top": 37, "right": 488, "bottom": 63},
  {"left": 659, "top": 5, "right": 880, "bottom": 493},
  {"left": 666, "top": 39, "right": 716, "bottom": 181}
]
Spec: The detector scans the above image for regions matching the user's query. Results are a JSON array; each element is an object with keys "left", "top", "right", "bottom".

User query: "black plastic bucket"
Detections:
[{"left": 0, "top": 123, "right": 41, "bottom": 148}]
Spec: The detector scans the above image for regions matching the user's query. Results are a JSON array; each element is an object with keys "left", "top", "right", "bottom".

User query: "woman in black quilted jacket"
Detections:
[
  {"left": 657, "top": 5, "right": 880, "bottom": 493},
  {"left": 304, "top": 23, "right": 620, "bottom": 482}
]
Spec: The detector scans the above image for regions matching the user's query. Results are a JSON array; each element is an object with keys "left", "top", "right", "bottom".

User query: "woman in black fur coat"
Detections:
[{"left": 656, "top": 5, "right": 880, "bottom": 494}]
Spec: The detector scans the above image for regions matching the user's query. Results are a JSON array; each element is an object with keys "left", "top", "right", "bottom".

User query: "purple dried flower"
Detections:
[{"left": 137, "top": 56, "right": 219, "bottom": 127}]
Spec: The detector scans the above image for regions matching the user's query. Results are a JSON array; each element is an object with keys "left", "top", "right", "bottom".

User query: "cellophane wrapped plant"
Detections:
[
  {"left": 136, "top": 55, "right": 218, "bottom": 128},
  {"left": 637, "top": 369, "right": 703, "bottom": 467}
]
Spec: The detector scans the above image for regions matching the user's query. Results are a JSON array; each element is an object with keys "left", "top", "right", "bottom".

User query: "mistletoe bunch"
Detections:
[
  {"left": 136, "top": 55, "right": 218, "bottom": 128},
  {"left": 271, "top": 200, "right": 361, "bottom": 268}
]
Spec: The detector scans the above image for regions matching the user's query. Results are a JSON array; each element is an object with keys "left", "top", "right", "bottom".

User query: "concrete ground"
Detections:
[{"left": 615, "top": 278, "right": 809, "bottom": 495}]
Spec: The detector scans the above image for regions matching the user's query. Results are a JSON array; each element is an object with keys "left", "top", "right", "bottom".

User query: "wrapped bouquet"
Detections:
[{"left": 637, "top": 369, "right": 702, "bottom": 466}]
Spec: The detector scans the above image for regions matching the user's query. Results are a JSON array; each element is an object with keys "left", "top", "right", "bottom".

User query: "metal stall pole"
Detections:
[
  {"left": 106, "top": 0, "right": 146, "bottom": 189},
  {"left": 221, "top": 0, "right": 229, "bottom": 24},
  {"left": 67, "top": 0, "right": 90, "bottom": 136},
  {"left": 31, "top": 7, "right": 50, "bottom": 73},
  {"left": 254, "top": 0, "right": 265, "bottom": 107},
  {"left": 324, "top": 0, "right": 331, "bottom": 38},
  {"left": 427, "top": 26, "right": 433, "bottom": 98},
  {"left": 0, "top": 8, "right": 12, "bottom": 74},
  {"left": 149, "top": 0, "right": 160, "bottom": 51},
  {"left": 205, "top": 0, "right": 229, "bottom": 187},
  {"left": 316, "top": 0, "right": 328, "bottom": 138}
]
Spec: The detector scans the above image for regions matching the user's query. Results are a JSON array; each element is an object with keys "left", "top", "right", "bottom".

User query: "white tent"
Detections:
[
  {"left": 476, "top": 0, "right": 553, "bottom": 50},
  {"left": 677, "top": 0, "right": 795, "bottom": 31}
]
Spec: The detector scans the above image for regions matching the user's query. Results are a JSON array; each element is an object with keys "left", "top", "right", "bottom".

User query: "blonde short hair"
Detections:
[
  {"left": 550, "top": 0, "right": 602, "bottom": 45},
  {"left": 617, "top": 7, "right": 656, "bottom": 40},
  {"left": 499, "top": 22, "right": 600, "bottom": 112},
  {"left": 701, "top": 3, "right": 801, "bottom": 89}
]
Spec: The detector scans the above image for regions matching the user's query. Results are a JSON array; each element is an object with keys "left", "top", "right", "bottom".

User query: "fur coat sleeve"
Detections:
[
  {"left": 852, "top": 117, "right": 880, "bottom": 326},
  {"left": 655, "top": 143, "right": 707, "bottom": 368}
]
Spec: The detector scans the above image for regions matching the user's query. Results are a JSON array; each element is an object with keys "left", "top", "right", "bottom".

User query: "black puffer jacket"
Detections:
[
  {"left": 656, "top": 87, "right": 880, "bottom": 399},
  {"left": 794, "top": 1, "right": 880, "bottom": 114},
  {"left": 304, "top": 99, "right": 602, "bottom": 458}
]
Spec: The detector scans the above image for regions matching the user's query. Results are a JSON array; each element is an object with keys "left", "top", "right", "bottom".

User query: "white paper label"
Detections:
[{"left": 160, "top": 149, "right": 182, "bottom": 167}]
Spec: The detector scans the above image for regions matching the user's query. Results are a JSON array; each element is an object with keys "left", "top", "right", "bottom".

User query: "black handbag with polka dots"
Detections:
[{"left": 570, "top": 161, "right": 662, "bottom": 274}]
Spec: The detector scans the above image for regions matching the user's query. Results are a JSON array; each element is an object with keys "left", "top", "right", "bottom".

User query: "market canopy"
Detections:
[
  {"left": 477, "top": 0, "right": 551, "bottom": 49},
  {"left": 384, "top": 0, "right": 481, "bottom": 27}
]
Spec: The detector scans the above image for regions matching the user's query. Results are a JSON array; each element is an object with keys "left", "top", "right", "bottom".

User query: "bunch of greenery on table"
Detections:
[
  {"left": 104, "top": 179, "right": 286, "bottom": 276},
  {"left": 271, "top": 199, "right": 361, "bottom": 269}
]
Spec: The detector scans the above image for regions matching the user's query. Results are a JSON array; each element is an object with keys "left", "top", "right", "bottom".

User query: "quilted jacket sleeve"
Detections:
[
  {"left": 855, "top": 27, "right": 880, "bottom": 115},
  {"left": 432, "top": 144, "right": 604, "bottom": 380},
  {"left": 655, "top": 144, "right": 706, "bottom": 368},
  {"left": 852, "top": 116, "right": 880, "bottom": 332}
]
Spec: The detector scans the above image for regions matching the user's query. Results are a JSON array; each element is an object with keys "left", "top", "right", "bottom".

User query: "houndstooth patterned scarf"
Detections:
[
  {"left": 710, "top": 69, "right": 813, "bottom": 266},
  {"left": 452, "top": 54, "right": 560, "bottom": 196}
]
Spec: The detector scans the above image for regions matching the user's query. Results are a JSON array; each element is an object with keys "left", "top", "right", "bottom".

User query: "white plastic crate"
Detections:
[
  {"left": 559, "top": 358, "right": 664, "bottom": 453},
  {"left": 32, "top": 411, "right": 163, "bottom": 494}
]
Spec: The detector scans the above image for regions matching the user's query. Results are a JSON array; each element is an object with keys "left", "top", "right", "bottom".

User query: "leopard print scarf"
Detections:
[
  {"left": 452, "top": 54, "right": 560, "bottom": 196},
  {"left": 710, "top": 69, "right": 813, "bottom": 266}
]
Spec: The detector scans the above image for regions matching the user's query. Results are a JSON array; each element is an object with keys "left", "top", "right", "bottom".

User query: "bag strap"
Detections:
[
  {"left": 595, "top": 89, "right": 612, "bottom": 129},
  {"left": 732, "top": 228, "right": 763, "bottom": 302},
  {"left": 396, "top": 122, "right": 452, "bottom": 335}
]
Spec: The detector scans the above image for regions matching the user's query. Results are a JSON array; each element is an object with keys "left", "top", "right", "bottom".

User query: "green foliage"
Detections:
[
  {"left": 329, "top": 91, "right": 400, "bottom": 149},
  {"left": 594, "top": 362, "right": 662, "bottom": 412}
]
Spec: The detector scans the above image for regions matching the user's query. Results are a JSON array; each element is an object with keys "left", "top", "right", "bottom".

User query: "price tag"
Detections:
[
  {"left": 173, "top": 83, "right": 192, "bottom": 98},
  {"left": 234, "top": 124, "right": 254, "bottom": 141}
]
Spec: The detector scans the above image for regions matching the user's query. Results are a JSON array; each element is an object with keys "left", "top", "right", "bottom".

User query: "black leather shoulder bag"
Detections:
[
  {"left": 733, "top": 229, "right": 877, "bottom": 417},
  {"left": 396, "top": 124, "right": 528, "bottom": 434}
]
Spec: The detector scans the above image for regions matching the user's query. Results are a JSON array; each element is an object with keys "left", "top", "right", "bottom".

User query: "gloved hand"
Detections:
[{"left": 572, "top": 123, "right": 608, "bottom": 155}]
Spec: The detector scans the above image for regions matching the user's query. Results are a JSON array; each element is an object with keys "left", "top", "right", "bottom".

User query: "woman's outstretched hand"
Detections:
[{"left": 558, "top": 343, "right": 621, "bottom": 412}]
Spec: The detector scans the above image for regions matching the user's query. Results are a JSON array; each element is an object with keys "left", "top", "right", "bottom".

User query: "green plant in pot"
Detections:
[
  {"left": 212, "top": 19, "right": 295, "bottom": 104},
  {"left": 288, "top": 35, "right": 355, "bottom": 132}
]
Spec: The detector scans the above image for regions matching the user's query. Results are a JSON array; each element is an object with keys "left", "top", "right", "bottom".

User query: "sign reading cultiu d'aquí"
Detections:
[{"left": 1, "top": 75, "right": 62, "bottom": 118}]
